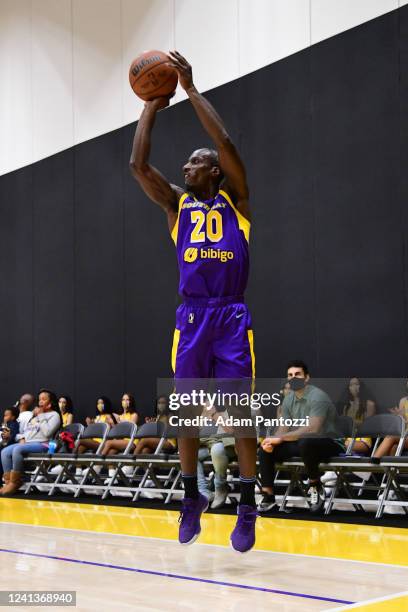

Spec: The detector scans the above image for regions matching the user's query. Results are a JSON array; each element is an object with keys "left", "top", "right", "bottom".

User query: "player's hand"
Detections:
[
  {"left": 145, "top": 96, "right": 173, "bottom": 112},
  {"left": 167, "top": 51, "right": 193, "bottom": 91}
]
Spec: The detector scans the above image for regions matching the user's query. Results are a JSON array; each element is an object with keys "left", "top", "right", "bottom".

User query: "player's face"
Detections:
[{"left": 183, "top": 150, "right": 213, "bottom": 190}]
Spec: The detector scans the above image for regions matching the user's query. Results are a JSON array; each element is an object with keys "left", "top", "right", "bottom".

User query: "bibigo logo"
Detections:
[
  {"left": 183, "top": 247, "right": 234, "bottom": 263},
  {"left": 184, "top": 247, "right": 198, "bottom": 262}
]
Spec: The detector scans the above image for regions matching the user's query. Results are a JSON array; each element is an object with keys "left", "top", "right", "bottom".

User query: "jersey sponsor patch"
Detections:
[{"left": 183, "top": 247, "right": 234, "bottom": 263}]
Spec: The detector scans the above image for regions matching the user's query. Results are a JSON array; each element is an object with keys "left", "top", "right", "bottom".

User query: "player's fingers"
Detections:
[
  {"left": 168, "top": 51, "right": 182, "bottom": 62},
  {"left": 167, "top": 60, "right": 182, "bottom": 71},
  {"left": 171, "top": 50, "right": 188, "bottom": 65}
]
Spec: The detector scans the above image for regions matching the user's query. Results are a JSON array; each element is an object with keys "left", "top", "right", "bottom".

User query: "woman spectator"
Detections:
[
  {"left": 369, "top": 379, "right": 408, "bottom": 460},
  {"left": 133, "top": 395, "right": 176, "bottom": 455},
  {"left": 118, "top": 393, "right": 139, "bottom": 424},
  {"left": 59, "top": 395, "right": 74, "bottom": 427},
  {"left": 0, "top": 390, "right": 61, "bottom": 495},
  {"left": 101, "top": 393, "right": 138, "bottom": 469},
  {"left": 322, "top": 378, "right": 377, "bottom": 486},
  {"left": 78, "top": 396, "right": 116, "bottom": 454},
  {"left": 339, "top": 377, "right": 376, "bottom": 454}
]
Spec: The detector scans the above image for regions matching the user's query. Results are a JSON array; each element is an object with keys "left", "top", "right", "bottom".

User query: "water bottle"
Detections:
[{"left": 48, "top": 440, "right": 57, "bottom": 455}]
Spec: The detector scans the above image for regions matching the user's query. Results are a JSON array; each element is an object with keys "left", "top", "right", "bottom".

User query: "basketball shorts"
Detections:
[{"left": 171, "top": 296, "right": 255, "bottom": 379}]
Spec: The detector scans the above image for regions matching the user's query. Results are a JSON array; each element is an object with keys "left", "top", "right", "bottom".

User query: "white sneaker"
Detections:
[
  {"left": 140, "top": 480, "right": 162, "bottom": 499},
  {"left": 49, "top": 465, "right": 64, "bottom": 475},
  {"left": 321, "top": 471, "right": 337, "bottom": 484},
  {"left": 141, "top": 490, "right": 162, "bottom": 499},
  {"left": 75, "top": 468, "right": 82, "bottom": 477},
  {"left": 379, "top": 490, "right": 403, "bottom": 514},
  {"left": 33, "top": 476, "right": 48, "bottom": 492},
  {"left": 122, "top": 465, "right": 133, "bottom": 477}
]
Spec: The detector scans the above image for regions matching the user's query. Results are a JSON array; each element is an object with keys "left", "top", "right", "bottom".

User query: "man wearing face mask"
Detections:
[{"left": 258, "top": 360, "right": 345, "bottom": 514}]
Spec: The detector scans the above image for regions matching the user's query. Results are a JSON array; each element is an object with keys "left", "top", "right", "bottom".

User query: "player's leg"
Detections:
[
  {"left": 213, "top": 302, "right": 257, "bottom": 552},
  {"left": 172, "top": 303, "right": 212, "bottom": 544}
]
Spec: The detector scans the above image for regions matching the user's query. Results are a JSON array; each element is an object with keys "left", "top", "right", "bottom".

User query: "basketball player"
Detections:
[{"left": 130, "top": 51, "right": 257, "bottom": 553}]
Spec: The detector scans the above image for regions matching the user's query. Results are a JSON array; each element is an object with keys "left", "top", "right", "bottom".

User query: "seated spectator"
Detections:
[
  {"left": 338, "top": 377, "right": 376, "bottom": 454},
  {"left": 0, "top": 389, "right": 61, "bottom": 495},
  {"left": 0, "top": 407, "right": 20, "bottom": 481},
  {"left": 133, "top": 396, "right": 176, "bottom": 455},
  {"left": 101, "top": 393, "right": 139, "bottom": 464},
  {"left": 197, "top": 435, "right": 236, "bottom": 509},
  {"left": 16, "top": 393, "right": 35, "bottom": 441},
  {"left": 77, "top": 396, "right": 116, "bottom": 454},
  {"left": 366, "top": 379, "right": 408, "bottom": 461},
  {"left": 59, "top": 395, "right": 74, "bottom": 427},
  {"left": 118, "top": 393, "right": 139, "bottom": 424},
  {"left": 258, "top": 360, "right": 345, "bottom": 514}
]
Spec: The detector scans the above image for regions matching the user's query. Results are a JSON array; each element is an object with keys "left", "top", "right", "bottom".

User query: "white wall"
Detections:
[{"left": 0, "top": 0, "right": 400, "bottom": 175}]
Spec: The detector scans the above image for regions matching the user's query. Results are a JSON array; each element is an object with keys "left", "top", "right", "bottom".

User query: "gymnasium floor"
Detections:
[{"left": 0, "top": 499, "right": 407, "bottom": 611}]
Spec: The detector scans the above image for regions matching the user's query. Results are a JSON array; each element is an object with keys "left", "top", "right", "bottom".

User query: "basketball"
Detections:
[{"left": 129, "top": 50, "right": 178, "bottom": 101}]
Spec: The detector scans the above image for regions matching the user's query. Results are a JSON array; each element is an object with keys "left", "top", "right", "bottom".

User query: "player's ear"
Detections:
[{"left": 211, "top": 166, "right": 221, "bottom": 178}]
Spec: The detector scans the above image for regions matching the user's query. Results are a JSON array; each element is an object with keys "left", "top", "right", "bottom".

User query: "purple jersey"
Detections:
[{"left": 171, "top": 189, "right": 250, "bottom": 298}]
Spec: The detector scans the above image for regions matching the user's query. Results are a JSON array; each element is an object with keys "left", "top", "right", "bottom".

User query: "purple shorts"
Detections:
[{"left": 171, "top": 296, "right": 255, "bottom": 379}]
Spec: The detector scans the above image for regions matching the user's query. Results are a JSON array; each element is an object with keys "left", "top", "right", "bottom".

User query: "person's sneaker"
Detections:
[
  {"left": 321, "top": 471, "right": 337, "bottom": 485},
  {"left": 308, "top": 483, "right": 326, "bottom": 513},
  {"left": 257, "top": 493, "right": 276, "bottom": 513},
  {"left": 211, "top": 485, "right": 228, "bottom": 509},
  {"left": 379, "top": 489, "right": 402, "bottom": 514},
  {"left": 178, "top": 493, "right": 209, "bottom": 545},
  {"left": 49, "top": 465, "right": 64, "bottom": 476},
  {"left": 230, "top": 505, "right": 257, "bottom": 553}
]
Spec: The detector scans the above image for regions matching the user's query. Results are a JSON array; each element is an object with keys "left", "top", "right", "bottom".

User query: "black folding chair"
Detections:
[
  {"left": 98, "top": 421, "right": 138, "bottom": 498},
  {"left": 326, "top": 414, "right": 405, "bottom": 515},
  {"left": 25, "top": 423, "right": 84, "bottom": 495},
  {"left": 276, "top": 415, "right": 355, "bottom": 513}
]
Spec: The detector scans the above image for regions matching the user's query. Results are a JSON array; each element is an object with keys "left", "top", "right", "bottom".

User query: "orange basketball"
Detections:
[{"left": 129, "top": 50, "right": 178, "bottom": 101}]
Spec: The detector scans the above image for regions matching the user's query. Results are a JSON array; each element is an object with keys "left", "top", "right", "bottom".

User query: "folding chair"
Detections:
[
  {"left": 24, "top": 423, "right": 84, "bottom": 495},
  {"left": 276, "top": 415, "right": 355, "bottom": 513},
  {"left": 325, "top": 414, "right": 405, "bottom": 515},
  {"left": 376, "top": 421, "right": 408, "bottom": 518},
  {"left": 130, "top": 421, "right": 180, "bottom": 502},
  {"left": 41, "top": 422, "right": 109, "bottom": 496},
  {"left": 96, "top": 421, "right": 137, "bottom": 498}
]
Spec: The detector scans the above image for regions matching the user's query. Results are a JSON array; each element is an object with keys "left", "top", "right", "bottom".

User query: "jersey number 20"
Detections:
[{"left": 190, "top": 210, "right": 223, "bottom": 243}]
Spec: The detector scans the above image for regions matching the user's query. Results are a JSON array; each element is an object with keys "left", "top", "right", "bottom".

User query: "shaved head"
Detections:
[{"left": 195, "top": 148, "right": 219, "bottom": 167}]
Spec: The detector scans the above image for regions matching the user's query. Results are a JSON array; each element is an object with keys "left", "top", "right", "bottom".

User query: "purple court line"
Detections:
[{"left": 0, "top": 547, "right": 354, "bottom": 605}]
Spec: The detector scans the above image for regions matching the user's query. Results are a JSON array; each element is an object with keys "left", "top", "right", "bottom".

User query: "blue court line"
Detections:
[{"left": 0, "top": 547, "right": 354, "bottom": 605}]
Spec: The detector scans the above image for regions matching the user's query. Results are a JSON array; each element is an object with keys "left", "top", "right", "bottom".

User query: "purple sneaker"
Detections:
[
  {"left": 178, "top": 493, "right": 209, "bottom": 545},
  {"left": 230, "top": 505, "right": 257, "bottom": 553}
]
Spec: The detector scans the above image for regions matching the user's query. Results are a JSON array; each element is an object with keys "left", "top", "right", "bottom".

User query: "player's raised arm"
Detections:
[
  {"left": 168, "top": 51, "right": 250, "bottom": 221},
  {"left": 129, "top": 97, "right": 183, "bottom": 230}
]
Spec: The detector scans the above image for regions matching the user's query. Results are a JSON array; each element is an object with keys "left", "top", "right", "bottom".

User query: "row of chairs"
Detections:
[
  {"left": 275, "top": 414, "right": 408, "bottom": 518},
  {"left": 23, "top": 414, "right": 408, "bottom": 518},
  {"left": 25, "top": 421, "right": 182, "bottom": 502}
]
